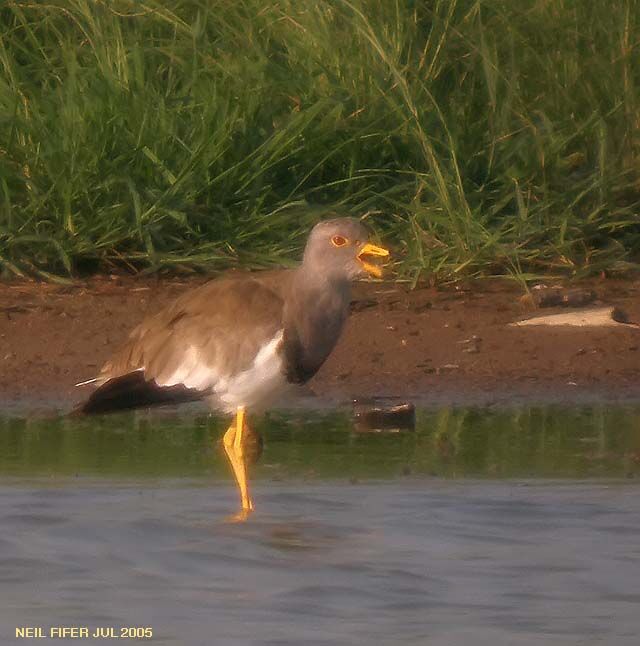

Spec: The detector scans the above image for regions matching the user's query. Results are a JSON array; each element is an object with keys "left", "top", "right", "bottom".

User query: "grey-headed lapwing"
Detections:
[{"left": 76, "top": 218, "right": 389, "bottom": 519}]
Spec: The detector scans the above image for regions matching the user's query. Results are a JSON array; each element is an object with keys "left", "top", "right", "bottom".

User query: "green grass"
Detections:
[{"left": 1, "top": 0, "right": 639, "bottom": 282}]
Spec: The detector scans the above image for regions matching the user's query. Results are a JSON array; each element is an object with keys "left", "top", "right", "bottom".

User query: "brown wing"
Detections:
[
  {"left": 101, "top": 274, "right": 288, "bottom": 385},
  {"left": 78, "top": 273, "right": 290, "bottom": 414}
]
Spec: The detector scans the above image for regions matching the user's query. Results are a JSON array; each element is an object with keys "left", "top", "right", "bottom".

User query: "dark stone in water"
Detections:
[{"left": 352, "top": 399, "right": 416, "bottom": 433}]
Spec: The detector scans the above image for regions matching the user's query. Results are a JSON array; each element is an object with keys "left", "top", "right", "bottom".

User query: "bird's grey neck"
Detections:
[
  {"left": 289, "top": 264, "right": 352, "bottom": 327},
  {"left": 294, "top": 262, "right": 351, "bottom": 295},
  {"left": 282, "top": 266, "right": 352, "bottom": 384}
]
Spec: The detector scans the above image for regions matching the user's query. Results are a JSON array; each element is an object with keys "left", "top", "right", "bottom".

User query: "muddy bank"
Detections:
[{"left": 1, "top": 275, "right": 640, "bottom": 411}]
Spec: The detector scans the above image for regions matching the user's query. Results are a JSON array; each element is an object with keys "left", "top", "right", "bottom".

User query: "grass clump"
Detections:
[{"left": 1, "top": 0, "right": 639, "bottom": 281}]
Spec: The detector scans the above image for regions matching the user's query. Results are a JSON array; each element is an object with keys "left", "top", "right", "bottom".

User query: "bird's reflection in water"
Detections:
[{"left": 184, "top": 515, "right": 361, "bottom": 563}]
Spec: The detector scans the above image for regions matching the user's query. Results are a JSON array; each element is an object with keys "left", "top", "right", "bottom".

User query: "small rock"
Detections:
[
  {"left": 352, "top": 400, "right": 416, "bottom": 433},
  {"left": 521, "top": 285, "right": 597, "bottom": 309},
  {"left": 437, "top": 364, "right": 459, "bottom": 375},
  {"left": 459, "top": 335, "right": 482, "bottom": 354}
]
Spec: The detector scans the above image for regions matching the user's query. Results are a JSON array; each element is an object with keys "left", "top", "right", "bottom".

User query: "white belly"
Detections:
[
  {"left": 154, "top": 330, "right": 289, "bottom": 414},
  {"left": 208, "top": 330, "right": 289, "bottom": 413}
]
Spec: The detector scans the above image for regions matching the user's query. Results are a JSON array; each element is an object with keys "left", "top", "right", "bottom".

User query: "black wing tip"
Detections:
[{"left": 73, "top": 371, "right": 204, "bottom": 416}]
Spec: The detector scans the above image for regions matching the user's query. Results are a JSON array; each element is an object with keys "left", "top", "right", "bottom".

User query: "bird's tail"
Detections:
[{"left": 72, "top": 371, "right": 203, "bottom": 415}]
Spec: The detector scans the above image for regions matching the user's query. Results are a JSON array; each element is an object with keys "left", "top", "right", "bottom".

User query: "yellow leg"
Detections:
[{"left": 223, "top": 406, "right": 254, "bottom": 521}]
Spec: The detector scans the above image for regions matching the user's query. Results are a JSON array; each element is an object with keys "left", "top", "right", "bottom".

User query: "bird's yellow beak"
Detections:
[{"left": 357, "top": 242, "right": 390, "bottom": 278}]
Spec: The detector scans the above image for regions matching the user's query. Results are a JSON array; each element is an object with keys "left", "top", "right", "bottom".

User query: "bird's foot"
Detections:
[{"left": 224, "top": 508, "right": 253, "bottom": 523}]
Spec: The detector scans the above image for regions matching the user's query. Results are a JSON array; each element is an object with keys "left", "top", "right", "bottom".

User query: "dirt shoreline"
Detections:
[{"left": 2, "top": 275, "right": 640, "bottom": 413}]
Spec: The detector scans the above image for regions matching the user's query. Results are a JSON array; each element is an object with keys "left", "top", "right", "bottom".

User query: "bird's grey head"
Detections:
[{"left": 302, "top": 217, "right": 389, "bottom": 282}]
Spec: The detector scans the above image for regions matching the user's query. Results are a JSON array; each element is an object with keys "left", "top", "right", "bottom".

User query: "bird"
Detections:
[{"left": 75, "top": 217, "right": 389, "bottom": 520}]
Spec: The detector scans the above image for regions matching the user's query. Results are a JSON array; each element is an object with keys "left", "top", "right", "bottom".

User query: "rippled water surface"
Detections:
[{"left": 2, "top": 404, "right": 640, "bottom": 645}]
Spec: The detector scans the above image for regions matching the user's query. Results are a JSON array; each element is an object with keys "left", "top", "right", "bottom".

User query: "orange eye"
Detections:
[{"left": 331, "top": 235, "right": 348, "bottom": 247}]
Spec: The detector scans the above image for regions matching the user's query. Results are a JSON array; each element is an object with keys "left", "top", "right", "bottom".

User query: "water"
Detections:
[{"left": 2, "top": 404, "right": 640, "bottom": 645}]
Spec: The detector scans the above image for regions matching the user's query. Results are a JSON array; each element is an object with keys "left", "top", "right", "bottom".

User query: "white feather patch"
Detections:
[
  {"left": 216, "top": 330, "right": 286, "bottom": 411},
  {"left": 153, "top": 331, "right": 286, "bottom": 410},
  {"left": 157, "top": 346, "right": 213, "bottom": 390},
  {"left": 74, "top": 377, "right": 99, "bottom": 387}
]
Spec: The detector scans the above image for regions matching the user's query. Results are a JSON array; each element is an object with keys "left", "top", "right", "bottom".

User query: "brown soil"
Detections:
[{"left": 2, "top": 274, "right": 640, "bottom": 412}]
